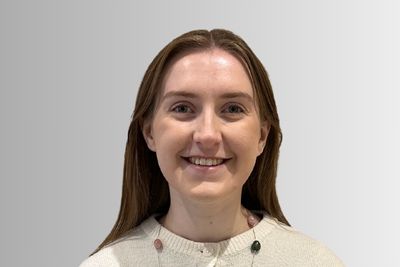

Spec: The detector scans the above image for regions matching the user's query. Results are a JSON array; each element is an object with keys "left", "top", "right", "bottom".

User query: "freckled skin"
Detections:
[{"left": 143, "top": 48, "right": 269, "bottom": 203}]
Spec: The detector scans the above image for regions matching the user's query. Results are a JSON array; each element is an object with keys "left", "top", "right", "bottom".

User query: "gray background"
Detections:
[{"left": 1, "top": 0, "right": 399, "bottom": 266}]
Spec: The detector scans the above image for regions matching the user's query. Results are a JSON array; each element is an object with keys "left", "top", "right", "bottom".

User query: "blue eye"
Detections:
[
  {"left": 172, "top": 104, "right": 193, "bottom": 113},
  {"left": 224, "top": 104, "right": 244, "bottom": 113}
]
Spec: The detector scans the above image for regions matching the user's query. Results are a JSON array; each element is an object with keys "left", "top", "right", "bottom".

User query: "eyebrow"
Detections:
[{"left": 161, "top": 90, "right": 254, "bottom": 103}]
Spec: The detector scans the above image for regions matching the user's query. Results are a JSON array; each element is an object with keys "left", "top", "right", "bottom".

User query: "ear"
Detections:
[
  {"left": 258, "top": 120, "right": 270, "bottom": 155},
  {"left": 142, "top": 119, "right": 156, "bottom": 152}
]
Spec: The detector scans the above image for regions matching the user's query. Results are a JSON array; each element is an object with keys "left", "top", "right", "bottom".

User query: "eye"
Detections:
[
  {"left": 223, "top": 104, "right": 245, "bottom": 114},
  {"left": 171, "top": 104, "right": 193, "bottom": 113}
]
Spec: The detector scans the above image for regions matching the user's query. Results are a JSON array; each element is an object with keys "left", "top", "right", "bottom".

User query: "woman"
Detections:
[{"left": 80, "top": 29, "right": 344, "bottom": 266}]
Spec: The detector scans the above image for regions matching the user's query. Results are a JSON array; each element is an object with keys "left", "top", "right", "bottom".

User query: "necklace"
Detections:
[{"left": 153, "top": 213, "right": 261, "bottom": 266}]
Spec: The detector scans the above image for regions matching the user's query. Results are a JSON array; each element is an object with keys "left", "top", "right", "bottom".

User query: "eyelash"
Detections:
[
  {"left": 171, "top": 104, "right": 194, "bottom": 113},
  {"left": 222, "top": 104, "right": 245, "bottom": 114},
  {"left": 170, "top": 103, "right": 245, "bottom": 115}
]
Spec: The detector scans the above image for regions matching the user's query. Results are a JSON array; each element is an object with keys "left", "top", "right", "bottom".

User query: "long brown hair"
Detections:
[{"left": 92, "top": 29, "right": 289, "bottom": 255}]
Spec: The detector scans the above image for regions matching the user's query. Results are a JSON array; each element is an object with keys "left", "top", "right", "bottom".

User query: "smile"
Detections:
[{"left": 185, "top": 157, "right": 227, "bottom": 167}]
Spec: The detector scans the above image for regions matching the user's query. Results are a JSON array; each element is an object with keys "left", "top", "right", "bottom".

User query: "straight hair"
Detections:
[{"left": 92, "top": 29, "right": 289, "bottom": 255}]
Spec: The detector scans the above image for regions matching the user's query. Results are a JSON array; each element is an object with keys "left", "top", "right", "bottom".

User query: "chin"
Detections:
[{"left": 185, "top": 184, "right": 239, "bottom": 202}]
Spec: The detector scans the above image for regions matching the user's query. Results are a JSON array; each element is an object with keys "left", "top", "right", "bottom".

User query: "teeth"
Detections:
[{"left": 189, "top": 157, "right": 224, "bottom": 166}]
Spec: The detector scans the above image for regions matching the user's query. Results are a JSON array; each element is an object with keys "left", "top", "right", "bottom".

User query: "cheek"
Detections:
[
  {"left": 224, "top": 122, "right": 262, "bottom": 175},
  {"left": 153, "top": 117, "right": 184, "bottom": 147},
  {"left": 152, "top": 119, "right": 191, "bottom": 168},
  {"left": 226, "top": 121, "right": 262, "bottom": 152}
]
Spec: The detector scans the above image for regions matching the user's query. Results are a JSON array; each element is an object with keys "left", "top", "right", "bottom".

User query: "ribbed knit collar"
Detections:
[{"left": 140, "top": 213, "right": 275, "bottom": 257}]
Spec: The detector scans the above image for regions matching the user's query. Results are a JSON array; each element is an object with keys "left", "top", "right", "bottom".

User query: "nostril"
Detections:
[{"left": 193, "top": 131, "right": 222, "bottom": 146}]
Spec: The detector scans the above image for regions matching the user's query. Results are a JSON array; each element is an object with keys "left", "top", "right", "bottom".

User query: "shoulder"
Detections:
[
  {"left": 79, "top": 218, "right": 158, "bottom": 267},
  {"left": 260, "top": 216, "right": 345, "bottom": 266}
]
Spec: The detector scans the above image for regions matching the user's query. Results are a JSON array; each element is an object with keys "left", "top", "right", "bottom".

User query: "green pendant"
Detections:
[{"left": 251, "top": 240, "right": 261, "bottom": 253}]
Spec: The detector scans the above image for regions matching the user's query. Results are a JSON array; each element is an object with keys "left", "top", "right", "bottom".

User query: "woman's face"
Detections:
[{"left": 143, "top": 49, "right": 269, "bottom": 202}]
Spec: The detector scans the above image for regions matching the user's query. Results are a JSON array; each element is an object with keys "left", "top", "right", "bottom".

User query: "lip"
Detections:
[{"left": 181, "top": 156, "right": 231, "bottom": 175}]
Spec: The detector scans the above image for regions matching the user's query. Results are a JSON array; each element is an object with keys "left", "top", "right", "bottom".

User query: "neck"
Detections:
[{"left": 160, "top": 193, "right": 254, "bottom": 242}]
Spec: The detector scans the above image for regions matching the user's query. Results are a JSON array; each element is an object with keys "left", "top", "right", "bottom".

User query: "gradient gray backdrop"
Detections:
[{"left": 1, "top": 1, "right": 399, "bottom": 266}]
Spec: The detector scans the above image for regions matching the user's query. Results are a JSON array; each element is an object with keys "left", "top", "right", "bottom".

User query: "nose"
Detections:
[{"left": 193, "top": 108, "right": 222, "bottom": 149}]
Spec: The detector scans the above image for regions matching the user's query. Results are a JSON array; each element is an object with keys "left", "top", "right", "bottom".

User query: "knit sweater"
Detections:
[{"left": 80, "top": 214, "right": 344, "bottom": 266}]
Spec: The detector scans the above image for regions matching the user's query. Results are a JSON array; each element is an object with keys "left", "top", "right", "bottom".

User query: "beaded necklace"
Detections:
[{"left": 153, "top": 213, "right": 261, "bottom": 266}]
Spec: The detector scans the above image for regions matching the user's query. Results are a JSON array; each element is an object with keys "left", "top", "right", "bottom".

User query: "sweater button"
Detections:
[
  {"left": 204, "top": 248, "right": 213, "bottom": 256},
  {"left": 200, "top": 247, "right": 214, "bottom": 256}
]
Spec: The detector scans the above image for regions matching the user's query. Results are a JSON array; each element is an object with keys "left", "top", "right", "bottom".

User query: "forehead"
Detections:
[{"left": 160, "top": 49, "right": 254, "bottom": 98}]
